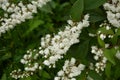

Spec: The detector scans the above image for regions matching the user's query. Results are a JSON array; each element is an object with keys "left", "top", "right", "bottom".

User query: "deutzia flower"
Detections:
[
  {"left": 0, "top": 0, "right": 51, "bottom": 36},
  {"left": 40, "top": 14, "right": 89, "bottom": 68},
  {"left": 10, "top": 14, "right": 89, "bottom": 79},
  {"left": 54, "top": 58, "right": 85, "bottom": 80},
  {"left": 91, "top": 46, "right": 107, "bottom": 73},
  {"left": 115, "top": 50, "right": 120, "bottom": 60},
  {"left": 103, "top": 0, "right": 120, "bottom": 28}
]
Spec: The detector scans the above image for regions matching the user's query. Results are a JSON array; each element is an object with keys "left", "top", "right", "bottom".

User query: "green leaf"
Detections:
[
  {"left": 70, "top": 0, "right": 76, "bottom": 4},
  {"left": 98, "top": 27, "right": 114, "bottom": 35},
  {"left": 70, "top": 0, "right": 84, "bottom": 21},
  {"left": 68, "top": 39, "right": 90, "bottom": 60},
  {"left": 88, "top": 70, "right": 103, "bottom": 80},
  {"left": 0, "top": 53, "right": 11, "bottom": 61},
  {"left": 88, "top": 8, "right": 106, "bottom": 22},
  {"left": 105, "top": 62, "right": 112, "bottom": 78},
  {"left": 25, "top": 19, "right": 44, "bottom": 35},
  {"left": 0, "top": 9, "right": 4, "bottom": 16},
  {"left": 116, "top": 28, "right": 120, "bottom": 36},
  {"left": 110, "top": 34, "right": 118, "bottom": 45},
  {"left": 1, "top": 73, "right": 7, "bottom": 80},
  {"left": 29, "top": 19, "right": 44, "bottom": 31},
  {"left": 84, "top": 0, "right": 106, "bottom": 10},
  {"left": 49, "top": 1, "right": 57, "bottom": 9},
  {"left": 98, "top": 36, "right": 105, "bottom": 47},
  {"left": 114, "top": 65, "right": 120, "bottom": 79},
  {"left": 103, "top": 48, "right": 116, "bottom": 65},
  {"left": 40, "top": 4, "right": 53, "bottom": 13},
  {"left": 41, "top": 71, "right": 51, "bottom": 79}
]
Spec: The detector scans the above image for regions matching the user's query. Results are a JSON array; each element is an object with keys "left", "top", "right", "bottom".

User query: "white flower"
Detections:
[
  {"left": 89, "top": 33, "right": 96, "bottom": 37},
  {"left": 20, "top": 59, "right": 27, "bottom": 64},
  {"left": 71, "top": 78, "right": 76, "bottom": 80},
  {"left": 57, "top": 70, "right": 64, "bottom": 76},
  {"left": 67, "top": 20, "right": 74, "bottom": 26},
  {"left": 78, "top": 64, "right": 85, "bottom": 70},
  {"left": 43, "top": 60, "right": 50, "bottom": 66},
  {"left": 11, "top": 14, "right": 89, "bottom": 79},
  {"left": 94, "top": 55, "right": 99, "bottom": 60},
  {"left": 115, "top": 51, "right": 120, "bottom": 60},
  {"left": 106, "top": 25, "right": 111, "bottom": 30},
  {"left": 54, "top": 58, "right": 85, "bottom": 80},
  {"left": 54, "top": 77, "right": 60, "bottom": 80},
  {"left": 103, "top": 0, "right": 120, "bottom": 27},
  {"left": 40, "top": 14, "right": 89, "bottom": 67},
  {"left": 100, "top": 34, "right": 106, "bottom": 40},
  {"left": 70, "top": 58, "right": 76, "bottom": 65},
  {"left": 0, "top": 0, "right": 51, "bottom": 36},
  {"left": 91, "top": 46, "right": 107, "bottom": 73}
]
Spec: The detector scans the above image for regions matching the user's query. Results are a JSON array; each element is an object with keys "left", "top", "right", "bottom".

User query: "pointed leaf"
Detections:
[
  {"left": 70, "top": 0, "right": 84, "bottom": 21},
  {"left": 84, "top": 0, "right": 106, "bottom": 10},
  {"left": 105, "top": 62, "right": 112, "bottom": 78},
  {"left": 88, "top": 70, "right": 103, "bottom": 80},
  {"left": 98, "top": 36, "right": 105, "bottom": 47},
  {"left": 68, "top": 39, "right": 90, "bottom": 60},
  {"left": 103, "top": 48, "right": 116, "bottom": 65}
]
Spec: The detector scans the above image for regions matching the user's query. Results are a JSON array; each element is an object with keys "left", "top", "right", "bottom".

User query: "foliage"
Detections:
[{"left": 0, "top": 0, "right": 120, "bottom": 80}]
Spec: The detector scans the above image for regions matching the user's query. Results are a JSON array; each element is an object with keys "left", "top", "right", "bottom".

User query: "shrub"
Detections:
[{"left": 0, "top": 0, "right": 120, "bottom": 80}]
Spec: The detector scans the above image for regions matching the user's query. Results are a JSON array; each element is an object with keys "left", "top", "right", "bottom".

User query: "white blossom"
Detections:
[
  {"left": 100, "top": 34, "right": 106, "bottom": 40},
  {"left": 0, "top": 0, "right": 51, "bottom": 36},
  {"left": 54, "top": 58, "right": 85, "bottom": 80},
  {"left": 98, "top": 22, "right": 113, "bottom": 40},
  {"left": 39, "top": 14, "right": 89, "bottom": 67},
  {"left": 115, "top": 50, "right": 120, "bottom": 60},
  {"left": 91, "top": 46, "right": 107, "bottom": 73},
  {"left": 103, "top": 0, "right": 120, "bottom": 28},
  {"left": 10, "top": 14, "right": 89, "bottom": 79},
  {"left": 24, "top": 63, "right": 39, "bottom": 72},
  {"left": 89, "top": 33, "right": 96, "bottom": 37}
]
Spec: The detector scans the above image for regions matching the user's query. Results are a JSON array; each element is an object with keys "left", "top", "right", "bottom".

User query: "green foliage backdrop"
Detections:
[{"left": 0, "top": 0, "right": 120, "bottom": 80}]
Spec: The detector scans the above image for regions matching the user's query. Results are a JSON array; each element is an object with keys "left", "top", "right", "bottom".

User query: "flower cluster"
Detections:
[
  {"left": 98, "top": 22, "right": 113, "bottom": 41},
  {"left": 103, "top": 0, "right": 120, "bottom": 28},
  {"left": 91, "top": 46, "right": 107, "bottom": 73},
  {"left": 0, "top": 0, "right": 50, "bottom": 36},
  {"left": 10, "top": 49, "right": 42, "bottom": 79},
  {"left": 1, "top": 0, "right": 120, "bottom": 79},
  {"left": 40, "top": 14, "right": 89, "bottom": 68},
  {"left": 10, "top": 69, "right": 32, "bottom": 79},
  {"left": 10, "top": 14, "right": 90, "bottom": 79},
  {"left": 54, "top": 58, "right": 85, "bottom": 80}
]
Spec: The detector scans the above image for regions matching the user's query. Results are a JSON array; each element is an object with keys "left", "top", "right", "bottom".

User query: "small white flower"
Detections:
[
  {"left": 54, "top": 58, "right": 85, "bottom": 80},
  {"left": 67, "top": 20, "right": 74, "bottom": 26},
  {"left": 104, "top": 0, "right": 120, "bottom": 27},
  {"left": 0, "top": 0, "right": 51, "bottom": 36},
  {"left": 43, "top": 60, "right": 50, "bottom": 66},
  {"left": 71, "top": 78, "right": 76, "bottom": 80},
  {"left": 20, "top": 59, "right": 28, "bottom": 64},
  {"left": 91, "top": 46, "right": 107, "bottom": 73},
  {"left": 100, "top": 34, "right": 106, "bottom": 40},
  {"left": 89, "top": 33, "right": 96, "bottom": 37},
  {"left": 94, "top": 55, "right": 99, "bottom": 60},
  {"left": 106, "top": 26, "right": 111, "bottom": 30},
  {"left": 70, "top": 58, "right": 76, "bottom": 65},
  {"left": 11, "top": 14, "right": 89, "bottom": 79},
  {"left": 57, "top": 70, "right": 64, "bottom": 76},
  {"left": 115, "top": 51, "right": 120, "bottom": 60},
  {"left": 54, "top": 77, "right": 60, "bottom": 80},
  {"left": 78, "top": 64, "right": 85, "bottom": 70}
]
